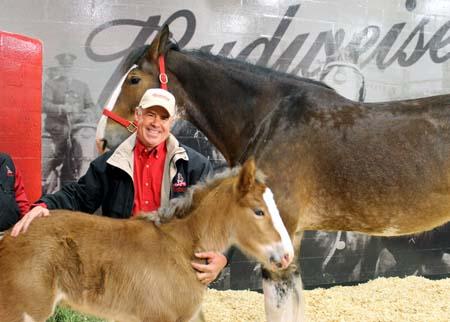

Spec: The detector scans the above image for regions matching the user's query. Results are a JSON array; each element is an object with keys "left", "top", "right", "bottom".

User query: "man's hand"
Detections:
[
  {"left": 191, "top": 251, "right": 228, "bottom": 285},
  {"left": 11, "top": 206, "right": 50, "bottom": 237}
]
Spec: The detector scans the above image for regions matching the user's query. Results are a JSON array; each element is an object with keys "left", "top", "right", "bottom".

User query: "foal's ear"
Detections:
[
  {"left": 147, "top": 24, "right": 171, "bottom": 62},
  {"left": 237, "top": 158, "right": 256, "bottom": 196}
]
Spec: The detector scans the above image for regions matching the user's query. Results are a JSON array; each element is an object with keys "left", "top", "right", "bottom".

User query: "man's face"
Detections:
[{"left": 135, "top": 106, "right": 173, "bottom": 148}]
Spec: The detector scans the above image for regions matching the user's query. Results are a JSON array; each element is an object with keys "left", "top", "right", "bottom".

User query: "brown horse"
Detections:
[
  {"left": 0, "top": 159, "right": 294, "bottom": 322},
  {"left": 98, "top": 25, "right": 450, "bottom": 321}
]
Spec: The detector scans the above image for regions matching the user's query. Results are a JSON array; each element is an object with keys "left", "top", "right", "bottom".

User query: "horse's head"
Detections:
[
  {"left": 231, "top": 159, "right": 294, "bottom": 271},
  {"left": 98, "top": 24, "right": 180, "bottom": 152}
]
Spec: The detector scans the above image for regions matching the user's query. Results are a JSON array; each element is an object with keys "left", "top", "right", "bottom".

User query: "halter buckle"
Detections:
[
  {"left": 159, "top": 73, "right": 168, "bottom": 85},
  {"left": 126, "top": 122, "right": 137, "bottom": 133}
]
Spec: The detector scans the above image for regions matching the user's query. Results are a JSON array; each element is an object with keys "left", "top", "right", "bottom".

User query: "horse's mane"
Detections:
[
  {"left": 139, "top": 165, "right": 266, "bottom": 225},
  {"left": 121, "top": 41, "right": 331, "bottom": 90},
  {"left": 185, "top": 48, "right": 332, "bottom": 90}
]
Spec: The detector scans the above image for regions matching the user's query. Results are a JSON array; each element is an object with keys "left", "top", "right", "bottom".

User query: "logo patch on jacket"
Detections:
[
  {"left": 5, "top": 165, "right": 13, "bottom": 176},
  {"left": 173, "top": 173, "right": 187, "bottom": 193}
]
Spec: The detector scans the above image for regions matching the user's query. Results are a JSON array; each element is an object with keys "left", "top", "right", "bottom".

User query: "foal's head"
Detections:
[
  {"left": 226, "top": 159, "right": 294, "bottom": 271},
  {"left": 143, "top": 158, "right": 294, "bottom": 271}
]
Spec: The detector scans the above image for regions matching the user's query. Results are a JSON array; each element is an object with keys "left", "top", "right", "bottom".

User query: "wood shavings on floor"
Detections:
[{"left": 203, "top": 276, "right": 450, "bottom": 322}]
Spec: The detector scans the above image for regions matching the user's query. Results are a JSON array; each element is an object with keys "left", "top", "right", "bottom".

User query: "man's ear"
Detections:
[{"left": 134, "top": 107, "right": 141, "bottom": 121}]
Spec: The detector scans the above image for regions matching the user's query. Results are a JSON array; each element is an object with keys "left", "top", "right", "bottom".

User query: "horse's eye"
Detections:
[
  {"left": 253, "top": 209, "right": 265, "bottom": 217},
  {"left": 130, "top": 77, "right": 141, "bottom": 85}
]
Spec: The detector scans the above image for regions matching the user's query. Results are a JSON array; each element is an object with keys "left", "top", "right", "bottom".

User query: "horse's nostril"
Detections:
[
  {"left": 270, "top": 255, "right": 283, "bottom": 267},
  {"left": 96, "top": 139, "right": 108, "bottom": 155},
  {"left": 102, "top": 139, "right": 108, "bottom": 150}
]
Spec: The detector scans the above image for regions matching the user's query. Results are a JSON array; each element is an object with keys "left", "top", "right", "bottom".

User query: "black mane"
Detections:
[
  {"left": 185, "top": 48, "right": 332, "bottom": 90},
  {"left": 122, "top": 41, "right": 331, "bottom": 90}
]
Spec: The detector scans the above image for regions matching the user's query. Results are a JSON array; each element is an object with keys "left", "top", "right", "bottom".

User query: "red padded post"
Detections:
[{"left": 0, "top": 31, "right": 42, "bottom": 202}]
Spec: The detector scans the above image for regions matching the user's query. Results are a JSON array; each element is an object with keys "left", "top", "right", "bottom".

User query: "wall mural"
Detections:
[{"left": 1, "top": 0, "right": 449, "bottom": 289}]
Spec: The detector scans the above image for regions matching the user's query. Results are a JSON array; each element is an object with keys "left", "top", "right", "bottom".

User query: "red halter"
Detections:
[{"left": 102, "top": 55, "right": 168, "bottom": 133}]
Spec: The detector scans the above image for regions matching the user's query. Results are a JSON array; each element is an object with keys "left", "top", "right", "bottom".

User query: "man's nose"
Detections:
[{"left": 150, "top": 115, "right": 162, "bottom": 124}]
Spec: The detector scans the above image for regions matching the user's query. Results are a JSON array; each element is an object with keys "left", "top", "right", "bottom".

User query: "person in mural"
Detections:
[
  {"left": 42, "top": 53, "right": 98, "bottom": 191},
  {"left": 0, "top": 153, "right": 30, "bottom": 234},
  {"left": 13, "top": 88, "right": 228, "bottom": 285}
]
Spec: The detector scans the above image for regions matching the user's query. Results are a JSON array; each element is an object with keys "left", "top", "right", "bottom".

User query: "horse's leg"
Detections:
[{"left": 262, "top": 232, "right": 306, "bottom": 322}]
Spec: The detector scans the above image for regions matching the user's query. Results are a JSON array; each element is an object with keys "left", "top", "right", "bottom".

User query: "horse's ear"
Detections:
[
  {"left": 147, "top": 24, "right": 171, "bottom": 62},
  {"left": 237, "top": 158, "right": 256, "bottom": 197}
]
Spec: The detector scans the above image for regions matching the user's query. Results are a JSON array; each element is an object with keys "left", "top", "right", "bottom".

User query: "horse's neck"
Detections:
[{"left": 169, "top": 51, "right": 275, "bottom": 165}]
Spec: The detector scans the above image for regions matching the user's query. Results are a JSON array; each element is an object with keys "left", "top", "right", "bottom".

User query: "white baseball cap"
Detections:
[{"left": 138, "top": 88, "right": 176, "bottom": 117}]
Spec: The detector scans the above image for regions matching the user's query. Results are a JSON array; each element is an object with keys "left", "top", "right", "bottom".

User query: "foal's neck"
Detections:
[{"left": 160, "top": 182, "right": 234, "bottom": 256}]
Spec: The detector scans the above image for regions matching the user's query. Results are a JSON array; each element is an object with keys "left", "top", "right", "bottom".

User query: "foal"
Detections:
[{"left": 0, "top": 159, "right": 293, "bottom": 322}]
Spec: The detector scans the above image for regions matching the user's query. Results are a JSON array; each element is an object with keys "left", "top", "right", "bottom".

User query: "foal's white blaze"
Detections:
[
  {"left": 95, "top": 64, "right": 138, "bottom": 141},
  {"left": 263, "top": 188, "right": 294, "bottom": 263}
]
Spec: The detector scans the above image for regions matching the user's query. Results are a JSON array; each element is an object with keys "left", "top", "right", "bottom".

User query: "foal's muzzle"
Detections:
[{"left": 268, "top": 243, "right": 293, "bottom": 270}]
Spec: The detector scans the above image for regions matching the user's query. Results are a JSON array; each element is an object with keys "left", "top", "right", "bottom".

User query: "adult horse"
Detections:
[
  {"left": 0, "top": 159, "right": 294, "bottom": 322},
  {"left": 98, "top": 25, "right": 450, "bottom": 321}
]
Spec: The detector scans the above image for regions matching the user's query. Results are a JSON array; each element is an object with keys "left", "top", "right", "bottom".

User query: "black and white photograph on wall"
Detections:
[{"left": 42, "top": 52, "right": 100, "bottom": 193}]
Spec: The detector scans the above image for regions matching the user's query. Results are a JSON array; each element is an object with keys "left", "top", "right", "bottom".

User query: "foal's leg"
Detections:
[
  {"left": 0, "top": 273, "right": 56, "bottom": 322},
  {"left": 262, "top": 233, "right": 306, "bottom": 322},
  {"left": 0, "top": 303, "right": 54, "bottom": 322}
]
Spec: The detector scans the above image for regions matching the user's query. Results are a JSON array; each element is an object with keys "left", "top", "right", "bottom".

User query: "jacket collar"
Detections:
[{"left": 106, "top": 133, "right": 188, "bottom": 181}]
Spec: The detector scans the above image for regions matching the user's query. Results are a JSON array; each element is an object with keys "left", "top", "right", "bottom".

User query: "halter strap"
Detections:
[
  {"left": 101, "top": 56, "right": 168, "bottom": 134},
  {"left": 102, "top": 109, "right": 137, "bottom": 133},
  {"left": 158, "top": 55, "right": 168, "bottom": 90}
]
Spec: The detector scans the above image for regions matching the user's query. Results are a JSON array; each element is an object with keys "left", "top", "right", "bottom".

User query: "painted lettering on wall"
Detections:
[{"left": 85, "top": 4, "right": 450, "bottom": 106}]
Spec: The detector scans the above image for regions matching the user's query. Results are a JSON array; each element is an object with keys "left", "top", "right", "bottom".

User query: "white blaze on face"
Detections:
[
  {"left": 263, "top": 188, "right": 294, "bottom": 260},
  {"left": 96, "top": 64, "right": 138, "bottom": 141}
]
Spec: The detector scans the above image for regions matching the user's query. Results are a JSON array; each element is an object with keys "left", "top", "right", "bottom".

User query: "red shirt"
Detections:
[
  {"left": 14, "top": 168, "right": 30, "bottom": 217},
  {"left": 132, "top": 139, "right": 167, "bottom": 215}
]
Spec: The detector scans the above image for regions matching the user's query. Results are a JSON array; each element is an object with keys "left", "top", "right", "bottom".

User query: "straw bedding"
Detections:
[{"left": 203, "top": 276, "right": 450, "bottom": 322}]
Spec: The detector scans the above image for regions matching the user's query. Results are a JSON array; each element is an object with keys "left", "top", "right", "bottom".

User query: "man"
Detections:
[
  {"left": 0, "top": 153, "right": 30, "bottom": 232},
  {"left": 43, "top": 53, "right": 98, "bottom": 188},
  {"left": 12, "top": 88, "right": 227, "bottom": 285}
]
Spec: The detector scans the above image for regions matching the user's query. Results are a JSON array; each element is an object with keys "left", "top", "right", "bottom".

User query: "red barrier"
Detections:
[{"left": 0, "top": 31, "right": 42, "bottom": 202}]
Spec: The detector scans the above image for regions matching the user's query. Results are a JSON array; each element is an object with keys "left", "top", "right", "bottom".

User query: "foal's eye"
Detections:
[
  {"left": 253, "top": 209, "right": 265, "bottom": 217},
  {"left": 130, "top": 76, "right": 141, "bottom": 85}
]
